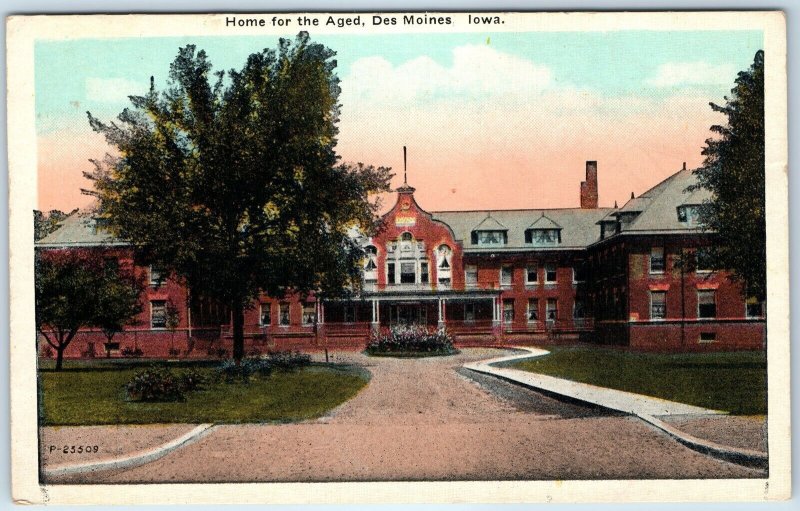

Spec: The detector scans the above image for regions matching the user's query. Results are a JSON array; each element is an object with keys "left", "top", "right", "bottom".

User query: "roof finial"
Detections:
[
  {"left": 614, "top": 200, "right": 618, "bottom": 208},
  {"left": 631, "top": 191, "right": 635, "bottom": 199},
  {"left": 403, "top": 146, "right": 407, "bottom": 185},
  {"left": 682, "top": 161, "right": 687, "bottom": 170}
]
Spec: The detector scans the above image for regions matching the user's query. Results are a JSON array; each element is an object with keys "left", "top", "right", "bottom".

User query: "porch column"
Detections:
[
  {"left": 438, "top": 298, "right": 445, "bottom": 329},
  {"left": 315, "top": 300, "right": 326, "bottom": 346},
  {"left": 492, "top": 296, "right": 503, "bottom": 342},
  {"left": 371, "top": 299, "right": 380, "bottom": 335}
]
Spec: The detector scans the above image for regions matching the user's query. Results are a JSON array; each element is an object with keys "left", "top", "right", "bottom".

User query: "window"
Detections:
[
  {"left": 437, "top": 245, "right": 452, "bottom": 285},
  {"left": 279, "top": 303, "right": 290, "bottom": 326},
  {"left": 695, "top": 247, "right": 714, "bottom": 273},
  {"left": 546, "top": 298, "right": 558, "bottom": 322},
  {"left": 545, "top": 263, "right": 557, "bottom": 284},
  {"left": 151, "top": 300, "right": 167, "bottom": 329},
  {"left": 464, "top": 303, "right": 476, "bottom": 323},
  {"left": 420, "top": 261, "right": 429, "bottom": 284},
  {"left": 573, "top": 264, "right": 587, "bottom": 283},
  {"left": 438, "top": 278, "right": 451, "bottom": 287},
  {"left": 401, "top": 232, "right": 413, "bottom": 241},
  {"left": 472, "top": 230, "right": 507, "bottom": 246},
  {"left": 699, "top": 332, "right": 716, "bottom": 343},
  {"left": 526, "top": 265, "right": 538, "bottom": 285},
  {"left": 527, "top": 298, "right": 539, "bottom": 322},
  {"left": 650, "top": 247, "right": 665, "bottom": 274},
  {"left": 650, "top": 291, "right": 666, "bottom": 320},
  {"left": 573, "top": 299, "right": 586, "bottom": 319},
  {"left": 400, "top": 262, "right": 416, "bottom": 284},
  {"left": 697, "top": 290, "right": 716, "bottom": 319},
  {"left": 500, "top": 265, "right": 513, "bottom": 287},
  {"left": 344, "top": 305, "right": 356, "bottom": 323},
  {"left": 678, "top": 205, "right": 702, "bottom": 226},
  {"left": 364, "top": 245, "right": 378, "bottom": 281},
  {"left": 746, "top": 297, "right": 764, "bottom": 318},
  {"left": 525, "top": 229, "right": 560, "bottom": 246},
  {"left": 150, "top": 265, "right": 166, "bottom": 286},
  {"left": 503, "top": 299, "right": 514, "bottom": 324},
  {"left": 399, "top": 232, "right": 414, "bottom": 252},
  {"left": 465, "top": 265, "right": 478, "bottom": 287},
  {"left": 260, "top": 303, "right": 271, "bottom": 326},
  {"left": 387, "top": 262, "right": 396, "bottom": 284},
  {"left": 302, "top": 303, "right": 316, "bottom": 325}
]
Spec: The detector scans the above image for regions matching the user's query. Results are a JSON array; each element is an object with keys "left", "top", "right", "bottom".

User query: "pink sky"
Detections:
[{"left": 37, "top": 104, "right": 717, "bottom": 215}]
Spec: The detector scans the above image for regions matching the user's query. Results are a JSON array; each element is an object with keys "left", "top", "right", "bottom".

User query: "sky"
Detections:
[{"left": 35, "top": 30, "right": 763, "bottom": 213}]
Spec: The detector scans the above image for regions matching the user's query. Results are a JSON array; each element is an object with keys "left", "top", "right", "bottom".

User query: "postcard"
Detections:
[{"left": 7, "top": 11, "right": 789, "bottom": 504}]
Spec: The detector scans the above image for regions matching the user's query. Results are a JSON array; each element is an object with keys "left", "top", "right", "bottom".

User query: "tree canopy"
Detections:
[
  {"left": 691, "top": 50, "right": 765, "bottom": 301},
  {"left": 84, "top": 32, "right": 392, "bottom": 359},
  {"left": 35, "top": 250, "right": 144, "bottom": 370}
]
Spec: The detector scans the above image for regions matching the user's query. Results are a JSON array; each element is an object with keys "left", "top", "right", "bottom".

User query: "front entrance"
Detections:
[{"left": 389, "top": 303, "right": 428, "bottom": 326}]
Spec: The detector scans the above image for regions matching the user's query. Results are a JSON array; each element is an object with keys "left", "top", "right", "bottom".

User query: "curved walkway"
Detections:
[
  {"left": 43, "top": 348, "right": 766, "bottom": 483},
  {"left": 463, "top": 347, "right": 767, "bottom": 468}
]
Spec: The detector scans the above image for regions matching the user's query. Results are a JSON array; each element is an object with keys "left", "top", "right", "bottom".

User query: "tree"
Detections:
[
  {"left": 164, "top": 300, "right": 181, "bottom": 354},
  {"left": 35, "top": 250, "right": 144, "bottom": 370},
  {"left": 83, "top": 32, "right": 392, "bottom": 360},
  {"left": 690, "top": 50, "right": 765, "bottom": 301},
  {"left": 34, "top": 209, "right": 77, "bottom": 241},
  {"left": 96, "top": 259, "right": 144, "bottom": 358}
]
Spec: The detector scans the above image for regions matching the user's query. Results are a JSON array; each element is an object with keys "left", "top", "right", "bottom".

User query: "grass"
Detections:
[
  {"left": 509, "top": 347, "right": 767, "bottom": 415},
  {"left": 38, "top": 359, "right": 369, "bottom": 426}
]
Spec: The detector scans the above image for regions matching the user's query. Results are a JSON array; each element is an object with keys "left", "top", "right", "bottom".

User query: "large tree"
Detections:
[
  {"left": 690, "top": 50, "right": 765, "bottom": 301},
  {"left": 84, "top": 32, "right": 392, "bottom": 360},
  {"left": 35, "top": 250, "right": 144, "bottom": 370}
]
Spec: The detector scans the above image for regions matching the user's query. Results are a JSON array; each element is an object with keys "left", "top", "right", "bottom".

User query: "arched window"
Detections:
[
  {"left": 363, "top": 245, "right": 378, "bottom": 281},
  {"left": 437, "top": 244, "right": 452, "bottom": 286},
  {"left": 401, "top": 232, "right": 413, "bottom": 241}
]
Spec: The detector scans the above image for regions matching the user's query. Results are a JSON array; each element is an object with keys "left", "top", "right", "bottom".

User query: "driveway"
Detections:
[{"left": 46, "top": 348, "right": 766, "bottom": 482}]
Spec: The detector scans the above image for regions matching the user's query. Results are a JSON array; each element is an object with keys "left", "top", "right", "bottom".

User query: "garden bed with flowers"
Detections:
[{"left": 365, "top": 325, "right": 459, "bottom": 357}]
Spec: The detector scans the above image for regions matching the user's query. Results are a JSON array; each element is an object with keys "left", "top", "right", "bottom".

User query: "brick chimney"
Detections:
[{"left": 580, "top": 160, "right": 598, "bottom": 209}]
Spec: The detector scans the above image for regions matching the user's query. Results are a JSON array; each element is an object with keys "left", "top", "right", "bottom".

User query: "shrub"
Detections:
[
  {"left": 207, "top": 346, "right": 229, "bottom": 359},
  {"left": 366, "top": 325, "right": 457, "bottom": 356},
  {"left": 121, "top": 346, "right": 144, "bottom": 358},
  {"left": 126, "top": 366, "right": 185, "bottom": 402},
  {"left": 180, "top": 368, "right": 207, "bottom": 392},
  {"left": 267, "top": 350, "right": 312, "bottom": 370},
  {"left": 214, "top": 357, "right": 267, "bottom": 384}
]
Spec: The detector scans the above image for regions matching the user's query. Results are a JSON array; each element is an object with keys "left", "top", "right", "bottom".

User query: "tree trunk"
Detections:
[
  {"left": 232, "top": 302, "right": 245, "bottom": 361},
  {"left": 55, "top": 346, "right": 65, "bottom": 371}
]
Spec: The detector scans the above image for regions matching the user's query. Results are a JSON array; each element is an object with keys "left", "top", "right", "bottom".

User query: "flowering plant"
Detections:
[{"left": 366, "top": 325, "right": 457, "bottom": 356}]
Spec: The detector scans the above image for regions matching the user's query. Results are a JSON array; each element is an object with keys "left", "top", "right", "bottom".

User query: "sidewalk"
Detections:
[{"left": 463, "top": 347, "right": 767, "bottom": 468}]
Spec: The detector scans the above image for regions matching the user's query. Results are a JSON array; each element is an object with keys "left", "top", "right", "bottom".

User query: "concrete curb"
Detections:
[
  {"left": 43, "top": 423, "right": 217, "bottom": 478},
  {"left": 465, "top": 346, "right": 768, "bottom": 469}
]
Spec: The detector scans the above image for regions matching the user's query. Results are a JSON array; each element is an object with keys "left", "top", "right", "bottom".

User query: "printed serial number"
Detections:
[{"left": 48, "top": 445, "right": 99, "bottom": 454}]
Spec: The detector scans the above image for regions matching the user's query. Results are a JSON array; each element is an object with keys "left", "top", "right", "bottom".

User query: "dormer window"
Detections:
[
  {"left": 525, "top": 229, "right": 561, "bottom": 246},
  {"left": 471, "top": 230, "right": 507, "bottom": 246},
  {"left": 677, "top": 205, "right": 702, "bottom": 226}
]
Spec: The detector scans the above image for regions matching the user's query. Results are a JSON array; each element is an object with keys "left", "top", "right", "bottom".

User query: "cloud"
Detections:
[
  {"left": 343, "top": 44, "right": 553, "bottom": 104},
  {"left": 645, "top": 61, "right": 737, "bottom": 88},
  {"left": 85, "top": 77, "right": 146, "bottom": 103}
]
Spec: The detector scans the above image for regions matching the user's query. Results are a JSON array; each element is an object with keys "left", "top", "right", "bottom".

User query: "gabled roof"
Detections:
[
  {"left": 433, "top": 207, "right": 614, "bottom": 251},
  {"left": 528, "top": 213, "right": 562, "bottom": 230},
  {"left": 36, "top": 211, "right": 128, "bottom": 248},
  {"left": 472, "top": 214, "right": 507, "bottom": 231}
]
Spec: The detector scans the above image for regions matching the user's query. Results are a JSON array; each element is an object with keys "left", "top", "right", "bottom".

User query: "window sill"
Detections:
[{"left": 649, "top": 271, "right": 665, "bottom": 276}]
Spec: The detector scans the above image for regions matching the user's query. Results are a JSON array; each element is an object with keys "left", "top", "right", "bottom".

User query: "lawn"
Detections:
[
  {"left": 39, "top": 359, "right": 369, "bottom": 425},
  {"left": 508, "top": 347, "right": 767, "bottom": 415}
]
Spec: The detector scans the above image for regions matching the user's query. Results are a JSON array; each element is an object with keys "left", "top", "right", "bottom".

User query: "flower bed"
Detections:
[{"left": 365, "top": 325, "right": 458, "bottom": 357}]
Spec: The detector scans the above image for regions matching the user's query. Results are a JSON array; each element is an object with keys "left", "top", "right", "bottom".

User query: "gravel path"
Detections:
[
  {"left": 660, "top": 415, "right": 767, "bottom": 452},
  {"left": 45, "top": 349, "right": 766, "bottom": 483}
]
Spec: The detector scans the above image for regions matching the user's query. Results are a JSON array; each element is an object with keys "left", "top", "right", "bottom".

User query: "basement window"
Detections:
[{"left": 699, "top": 332, "right": 716, "bottom": 343}]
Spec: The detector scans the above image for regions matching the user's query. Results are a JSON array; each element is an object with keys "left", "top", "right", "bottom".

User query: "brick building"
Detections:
[{"left": 36, "top": 161, "right": 765, "bottom": 358}]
